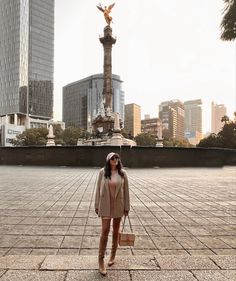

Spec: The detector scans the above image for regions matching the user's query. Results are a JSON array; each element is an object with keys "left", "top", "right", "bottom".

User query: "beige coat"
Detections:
[{"left": 95, "top": 168, "right": 130, "bottom": 218}]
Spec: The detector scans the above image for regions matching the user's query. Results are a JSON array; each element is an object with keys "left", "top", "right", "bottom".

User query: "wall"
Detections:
[{"left": 0, "top": 146, "right": 235, "bottom": 167}]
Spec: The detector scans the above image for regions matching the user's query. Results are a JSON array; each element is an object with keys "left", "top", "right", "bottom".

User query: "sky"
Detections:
[{"left": 54, "top": 0, "right": 236, "bottom": 134}]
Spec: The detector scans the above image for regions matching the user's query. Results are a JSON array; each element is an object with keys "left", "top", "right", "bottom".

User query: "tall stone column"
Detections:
[{"left": 99, "top": 25, "right": 116, "bottom": 115}]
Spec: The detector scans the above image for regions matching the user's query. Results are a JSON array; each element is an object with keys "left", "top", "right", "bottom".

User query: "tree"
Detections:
[
  {"left": 221, "top": 115, "right": 230, "bottom": 125},
  {"left": 218, "top": 121, "right": 236, "bottom": 148},
  {"left": 197, "top": 133, "right": 220, "bottom": 148},
  {"left": 62, "top": 126, "right": 83, "bottom": 145},
  {"left": 134, "top": 133, "right": 156, "bottom": 146},
  {"left": 198, "top": 121, "right": 236, "bottom": 149},
  {"left": 12, "top": 127, "right": 48, "bottom": 146},
  {"left": 51, "top": 124, "right": 64, "bottom": 145},
  {"left": 221, "top": 0, "right": 236, "bottom": 41},
  {"left": 120, "top": 129, "right": 131, "bottom": 139},
  {"left": 163, "top": 138, "right": 193, "bottom": 148}
]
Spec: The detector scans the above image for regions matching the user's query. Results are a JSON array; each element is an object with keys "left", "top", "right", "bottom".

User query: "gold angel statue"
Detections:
[{"left": 97, "top": 3, "right": 115, "bottom": 26}]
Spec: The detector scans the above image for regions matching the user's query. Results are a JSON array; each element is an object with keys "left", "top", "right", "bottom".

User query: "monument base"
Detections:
[
  {"left": 78, "top": 133, "right": 136, "bottom": 147},
  {"left": 46, "top": 139, "right": 55, "bottom": 146},
  {"left": 92, "top": 114, "right": 115, "bottom": 137},
  {"left": 156, "top": 139, "right": 163, "bottom": 147}
]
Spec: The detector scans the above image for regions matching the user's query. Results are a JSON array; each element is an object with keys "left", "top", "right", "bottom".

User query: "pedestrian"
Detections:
[{"left": 95, "top": 152, "right": 130, "bottom": 275}]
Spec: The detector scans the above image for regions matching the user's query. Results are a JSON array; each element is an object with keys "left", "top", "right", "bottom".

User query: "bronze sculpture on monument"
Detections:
[{"left": 85, "top": 3, "right": 136, "bottom": 146}]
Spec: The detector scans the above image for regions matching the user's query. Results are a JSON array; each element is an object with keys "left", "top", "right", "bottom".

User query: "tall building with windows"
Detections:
[
  {"left": 159, "top": 100, "right": 184, "bottom": 140},
  {"left": 211, "top": 102, "right": 227, "bottom": 134},
  {"left": 124, "top": 103, "right": 141, "bottom": 138},
  {"left": 0, "top": 0, "right": 54, "bottom": 126},
  {"left": 184, "top": 99, "right": 203, "bottom": 145},
  {"left": 63, "top": 74, "right": 124, "bottom": 131},
  {"left": 141, "top": 116, "right": 162, "bottom": 137}
]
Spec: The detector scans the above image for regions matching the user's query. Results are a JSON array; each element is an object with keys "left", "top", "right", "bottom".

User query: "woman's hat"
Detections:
[{"left": 106, "top": 152, "right": 117, "bottom": 162}]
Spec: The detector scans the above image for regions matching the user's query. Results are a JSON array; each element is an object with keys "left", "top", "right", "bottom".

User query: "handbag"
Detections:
[{"left": 118, "top": 216, "right": 135, "bottom": 246}]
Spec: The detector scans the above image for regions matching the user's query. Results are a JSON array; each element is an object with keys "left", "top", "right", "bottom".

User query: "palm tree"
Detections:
[
  {"left": 221, "top": 115, "right": 230, "bottom": 125},
  {"left": 221, "top": 0, "right": 236, "bottom": 41}
]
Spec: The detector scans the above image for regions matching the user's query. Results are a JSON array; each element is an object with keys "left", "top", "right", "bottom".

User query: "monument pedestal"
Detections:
[
  {"left": 46, "top": 124, "right": 55, "bottom": 146},
  {"left": 92, "top": 114, "right": 115, "bottom": 137},
  {"left": 156, "top": 139, "right": 163, "bottom": 147}
]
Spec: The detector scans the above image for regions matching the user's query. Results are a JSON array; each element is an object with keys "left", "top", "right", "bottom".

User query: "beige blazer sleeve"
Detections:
[
  {"left": 95, "top": 168, "right": 104, "bottom": 210},
  {"left": 123, "top": 170, "right": 130, "bottom": 211}
]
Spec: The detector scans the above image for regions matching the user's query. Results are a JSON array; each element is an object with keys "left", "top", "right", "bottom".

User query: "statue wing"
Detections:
[
  {"left": 97, "top": 5, "right": 104, "bottom": 12},
  {"left": 108, "top": 3, "right": 115, "bottom": 12}
]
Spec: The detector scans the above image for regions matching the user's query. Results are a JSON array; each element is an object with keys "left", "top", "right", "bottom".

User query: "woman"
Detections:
[{"left": 95, "top": 152, "right": 130, "bottom": 275}]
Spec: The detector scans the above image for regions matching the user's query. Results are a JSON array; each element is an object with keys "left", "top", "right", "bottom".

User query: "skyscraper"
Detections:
[
  {"left": 63, "top": 74, "right": 124, "bottom": 131},
  {"left": 124, "top": 103, "right": 141, "bottom": 138},
  {"left": 184, "top": 99, "right": 202, "bottom": 145},
  {"left": 211, "top": 102, "right": 227, "bottom": 134},
  {"left": 0, "top": 0, "right": 54, "bottom": 125},
  {"left": 159, "top": 100, "right": 184, "bottom": 140},
  {"left": 141, "top": 117, "right": 162, "bottom": 137}
]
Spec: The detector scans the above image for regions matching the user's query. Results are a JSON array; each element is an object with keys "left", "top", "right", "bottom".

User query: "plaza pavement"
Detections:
[{"left": 0, "top": 166, "right": 235, "bottom": 280}]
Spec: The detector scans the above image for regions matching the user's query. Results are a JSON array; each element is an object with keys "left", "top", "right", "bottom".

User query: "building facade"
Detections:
[
  {"left": 184, "top": 99, "right": 202, "bottom": 145},
  {"left": 159, "top": 100, "right": 184, "bottom": 140},
  {"left": 124, "top": 103, "right": 141, "bottom": 138},
  {"left": 211, "top": 102, "right": 227, "bottom": 134},
  {"left": 141, "top": 116, "right": 162, "bottom": 137},
  {"left": 0, "top": 0, "right": 54, "bottom": 126},
  {"left": 63, "top": 74, "right": 124, "bottom": 131}
]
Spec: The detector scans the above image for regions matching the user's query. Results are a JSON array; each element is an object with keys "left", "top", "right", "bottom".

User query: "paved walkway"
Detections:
[{"left": 0, "top": 166, "right": 235, "bottom": 280}]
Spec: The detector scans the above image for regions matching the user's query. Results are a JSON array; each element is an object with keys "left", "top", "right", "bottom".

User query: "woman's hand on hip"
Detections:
[{"left": 95, "top": 208, "right": 98, "bottom": 215}]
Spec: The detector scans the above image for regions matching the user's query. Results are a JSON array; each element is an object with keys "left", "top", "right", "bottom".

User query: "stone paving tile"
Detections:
[
  {"left": 175, "top": 236, "right": 208, "bottom": 249},
  {"left": 0, "top": 235, "right": 19, "bottom": 248},
  {"left": 80, "top": 236, "right": 100, "bottom": 249},
  {"left": 188, "top": 249, "right": 215, "bottom": 255},
  {"left": 0, "top": 270, "right": 66, "bottom": 281},
  {"left": 6, "top": 248, "right": 32, "bottom": 255},
  {"left": 30, "top": 248, "right": 58, "bottom": 255},
  {"left": 152, "top": 237, "right": 183, "bottom": 250},
  {"left": 155, "top": 255, "right": 219, "bottom": 270},
  {"left": 0, "top": 271, "right": 6, "bottom": 278},
  {"left": 14, "top": 236, "right": 42, "bottom": 248},
  {"left": 41, "top": 255, "right": 97, "bottom": 270},
  {"left": 36, "top": 236, "right": 64, "bottom": 248},
  {"left": 219, "top": 236, "right": 236, "bottom": 248},
  {"left": 0, "top": 255, "right": 45, "bottom": 269},
  {"left": 0, "top": 249, "right": 9, "bottom": 256},
  {"left": 46, "top": 225, "right": 69, "bottom": 235},
  {"left": 132, "top": 249, "right": 161, "bottom": 255},
  {"left": 159, "top": 249, "right": 189, "bottom": 255},
  {"left": 220, "top": 270, "right": 236, "bottom": 280},
  {"left": 197, "top": 236, "right": 231, "bottom": 249},
  {"left": 210, "top": 255, "right": 236, "bottom": 269},
  {"left": 213, "top": 249, "right": 236, "bottom": 255},
  {"left": 66, "top": 270, "right": 131, "bottom": 281},
  {"left": 109, "top": 256, "right": 159, "bottom": 270},
  {"left": 57, "top": 249, "right": 79, "bottom": 255},
  {"left": 131, "top": 270, "right": 197, "bottom": 281},
  {"left": 145, "top": 226, "right": 171, "bottom": 236},
  {"left": 60, "top": 236, "right": 82, "bottom": 249},
  {"left": 133, "top": 235, "right": 157, "bottom": 249},
  {"left": 192, "top": 270, "right": 230, "bottom": 281}
]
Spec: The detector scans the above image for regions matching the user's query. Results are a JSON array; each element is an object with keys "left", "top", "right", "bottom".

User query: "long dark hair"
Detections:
[{"left": 104, "top": 153, "right": 124, "bottom": 179}]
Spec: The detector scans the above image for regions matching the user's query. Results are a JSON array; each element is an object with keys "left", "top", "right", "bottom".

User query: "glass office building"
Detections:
[
  {"left": 0, "top": 0, "right": 54, "bottom": 121},
  {"left": 63, "top": 74, "right": 125, "bottom": 131}
]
